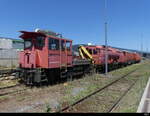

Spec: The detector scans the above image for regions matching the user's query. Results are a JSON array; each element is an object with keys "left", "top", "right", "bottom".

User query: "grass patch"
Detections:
[
  {"left": 0, "top": 95, "right": 8, "bottom": 101},
  {"left": 112, "top": 62, "right": 150, "bottom": 112},
  {"left": 45, "top": 104, "right": 52, "bottom": 113},
  {"left": 0, "top": 79, "right": 19, "bottom": 88},
  {"left": 59, "top": 60, "right": 148, "bottom": 110}
]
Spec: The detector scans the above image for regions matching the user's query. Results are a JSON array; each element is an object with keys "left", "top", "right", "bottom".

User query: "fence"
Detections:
[{"left": 0, "top": 49, "right": 19, "bottom": 68}]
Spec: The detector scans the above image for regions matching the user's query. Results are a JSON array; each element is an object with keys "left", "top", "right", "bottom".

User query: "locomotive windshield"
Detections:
[
  {"left": 49, "top": 38, "right": 59, "bottom": 50},
  {"left": 24, "top": 39, "right": 32, "bottom": 49},
  {"left": 35, "top": 36, "right": 45, "bottom": 47},
  {"left": 24, "top": 36, "right": 45, "bottom": 49}
]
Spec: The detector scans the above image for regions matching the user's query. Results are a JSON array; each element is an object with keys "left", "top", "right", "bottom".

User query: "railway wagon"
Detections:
[
  {"left": 83, "top": 45, "right": 141, "bottom": 70},
  {"left": 134, "top": 53, "right": 141, "bottom": 63},
  {"left": 85, "top": 45, "right": 122, "bottom": 65},
  {"left": 85, "top": 46, "right": 123, "bottom": 66},
  {"left": 84, "top": 45, "right": 105, "bottom": 65},
  {"left": 83, "top": 45, "right": 121, "bottom": 71},
  {"left": 127, "top": 52, "right": 136, "bottom": 64},
  {"left": 115, "top": 50, "right": 125, "bottom": 65}
]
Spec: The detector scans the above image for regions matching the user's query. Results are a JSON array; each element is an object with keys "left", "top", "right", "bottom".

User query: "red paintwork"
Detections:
[
  {"left": 134, "top": 53, "right": 141, "bottom": 62},
  {"left": 48, "top": 37, "right": 72, "bottom": 68},
  {"left": 84, "top": 45, "right": 141, "bottom": 65},
  {"left": 19, "top": 31, "right": 72, "bottom": 69},
  {"left": 85, "top": 45, "right": 122, "bottom": 65},
  {"left": 84, "top": 45, "right": 105, "bottom": 65},
  {"left": 19, "top": 31, "right": 141, "bottom": 70}
]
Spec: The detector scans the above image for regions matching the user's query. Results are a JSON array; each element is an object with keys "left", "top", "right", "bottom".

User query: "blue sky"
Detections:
[{"left": 0, "top": 0, "right": 149, "bottom": 51}]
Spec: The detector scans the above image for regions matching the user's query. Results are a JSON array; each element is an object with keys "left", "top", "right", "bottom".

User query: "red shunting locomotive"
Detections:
[
  {"left": 17, "top": 30, "right": 93, "bottom": 85},
  {"left": 17, "top": 29, "right": 141, "bottom": 85}
]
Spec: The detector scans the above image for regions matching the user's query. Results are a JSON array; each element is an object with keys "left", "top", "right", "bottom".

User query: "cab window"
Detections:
[
  {"left": 24, "top": 39, "right": 32, "bottom": 49},
  {"left": 36, "top": 36, "right": 45, "bottom": 47},
  {"left": 93, "top": 49, "right": 98, "bottom": 55},
  {"left": 88, "top": 49, "right": 92, "bottom": 54},
  {"left": 49, "top": 38, "right": 59, "bottom": 50},
  {"left": 96, "top": 48, "right": 100, "bottom": 53},
  {"left": 66, "top": 41, "right": 71, "bottom": 51},
  {"left": 61, "top": 40, "right": 65, "bottom": 51}
]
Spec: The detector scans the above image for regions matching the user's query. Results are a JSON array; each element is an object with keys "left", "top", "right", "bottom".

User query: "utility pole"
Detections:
[
  {"left": 146, "top": 47, "right": 148, "bottom": 53},
  {"left": 104, "top": 0, "right": 108, "bottom": 75},
  {"left": 141, "top": 34, "right": 143, "bottom": 58}
]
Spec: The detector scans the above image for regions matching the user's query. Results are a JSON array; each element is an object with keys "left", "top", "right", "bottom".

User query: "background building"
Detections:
[
  {"left": 0, "top": 37, "right": 24, "bottom": 50},
  {"left": 0, "top": 37, "right": 24, "bottom": 68}
]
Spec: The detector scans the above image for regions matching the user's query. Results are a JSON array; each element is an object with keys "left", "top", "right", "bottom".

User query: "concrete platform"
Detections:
[{"left": 137, "top": 77, "right": 150, "bottom": 113}]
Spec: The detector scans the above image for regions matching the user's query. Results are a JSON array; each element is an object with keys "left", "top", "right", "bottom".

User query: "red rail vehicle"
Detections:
[
  {"left": 17, "top": 30, "right": 141, "bottom": 85},
  {"left": 83, "top": 45, "right": 120, "bottom": 71},
  {"left": 83, "top": 45, "right": 141, "bottom": 71},
  {"left": 17, "top": 30, "right": 93, "bottom": 85}
]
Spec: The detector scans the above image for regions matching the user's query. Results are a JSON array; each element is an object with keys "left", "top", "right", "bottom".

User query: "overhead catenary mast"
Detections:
[
  {"left": 146, "top": 40, "right": 148, "bottom": 53},
  {"left": 104, "top": 0, "right": 108, "bottom": 75},
  {"left": 141, "top": 34, "right": 143, "bottom": 57}
]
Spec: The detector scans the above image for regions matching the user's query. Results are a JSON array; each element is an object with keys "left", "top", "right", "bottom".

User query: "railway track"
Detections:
[
  {"left": 0, "top": 68, "right": 16, "bottom": 78},
  {"left": 106, "top": 78, "right": 139, "bottom": 112},
  {"left": 57, "top": 67, "right": 140, "bottom": 113},
  {"left": 0, "top": 84, "right": 21, "bottom": 91},
  {"left": 0, "top": 84, "right": 28, "bottom": 98},
  {"left": 0, "top": 68, "right": 24, "bottom": 98},
  {"left": 0, "top": 88, "right": 27, "bottom": 97}
]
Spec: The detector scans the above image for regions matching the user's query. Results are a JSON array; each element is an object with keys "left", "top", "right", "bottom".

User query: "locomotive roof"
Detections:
[
  {"left": 20, "top": 31, "right": 46, "bottom": 38},
  {"left": 20, "top": 31, "right": 72, "bottom": 41},
  {"left": 121, "top": 50, "right": 134, "bottom": 53},
  {"left": 85, "top": 45, "right": 103, "bottom": 48}
]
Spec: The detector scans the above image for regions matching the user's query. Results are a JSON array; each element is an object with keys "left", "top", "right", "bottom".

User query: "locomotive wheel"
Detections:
[
  {"left": 50, "top": 77, "right": 55, "bottom": 85},
  {"left": 15, "top": 71, "right": 20, "bottom": 78},
  {"left": 67, "top": 72, "right": 73, "bottom": 82},
  {"left": 26, "top": 73, "right": 34, "bottom": 85},
  {"left": 26, "top": 77, "right": 30, "bottom": 85},
  {"left": 91, "top": 67, "right": 96, "bottom": 74}
]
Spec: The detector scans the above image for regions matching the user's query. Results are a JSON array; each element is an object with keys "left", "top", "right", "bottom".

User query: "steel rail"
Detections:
[
  {"left": 0, "top": 68, "right": 16, "bottom": 77},
  {"left": 0, "top": 84, "right": 29, "bottom": 97},
  {"left": 107, "top": 78, "right": 139, "bottom": 113},
  {"left": 58, "top": 67, "right": 140, "bottom": 113},
  {"left": 0, "top": 84, "right": 21, "bottom": 90},
  {"left": 0, "top": 88, "right": 27, "bottom": 97}
]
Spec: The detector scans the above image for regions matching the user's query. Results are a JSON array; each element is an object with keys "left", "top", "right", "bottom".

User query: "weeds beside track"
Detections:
[{"left": 58, "top": 67, "right": 140, "bottom": 113}]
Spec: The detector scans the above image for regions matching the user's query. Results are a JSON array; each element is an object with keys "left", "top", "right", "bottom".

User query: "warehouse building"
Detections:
[
  {"left": 0, "top": 37, "right": 24, "bottom": 68},
  {"left": 0, "top": 37, "right": 24, "bottom": 50}
]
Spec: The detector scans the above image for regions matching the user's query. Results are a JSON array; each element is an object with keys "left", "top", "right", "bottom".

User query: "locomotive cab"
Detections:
[
  {"left": 17, "top": 30, "right": 73, "bottom": 85},
  {"left": 19, "top": 31, "right": 48, "bottom": 69}
]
